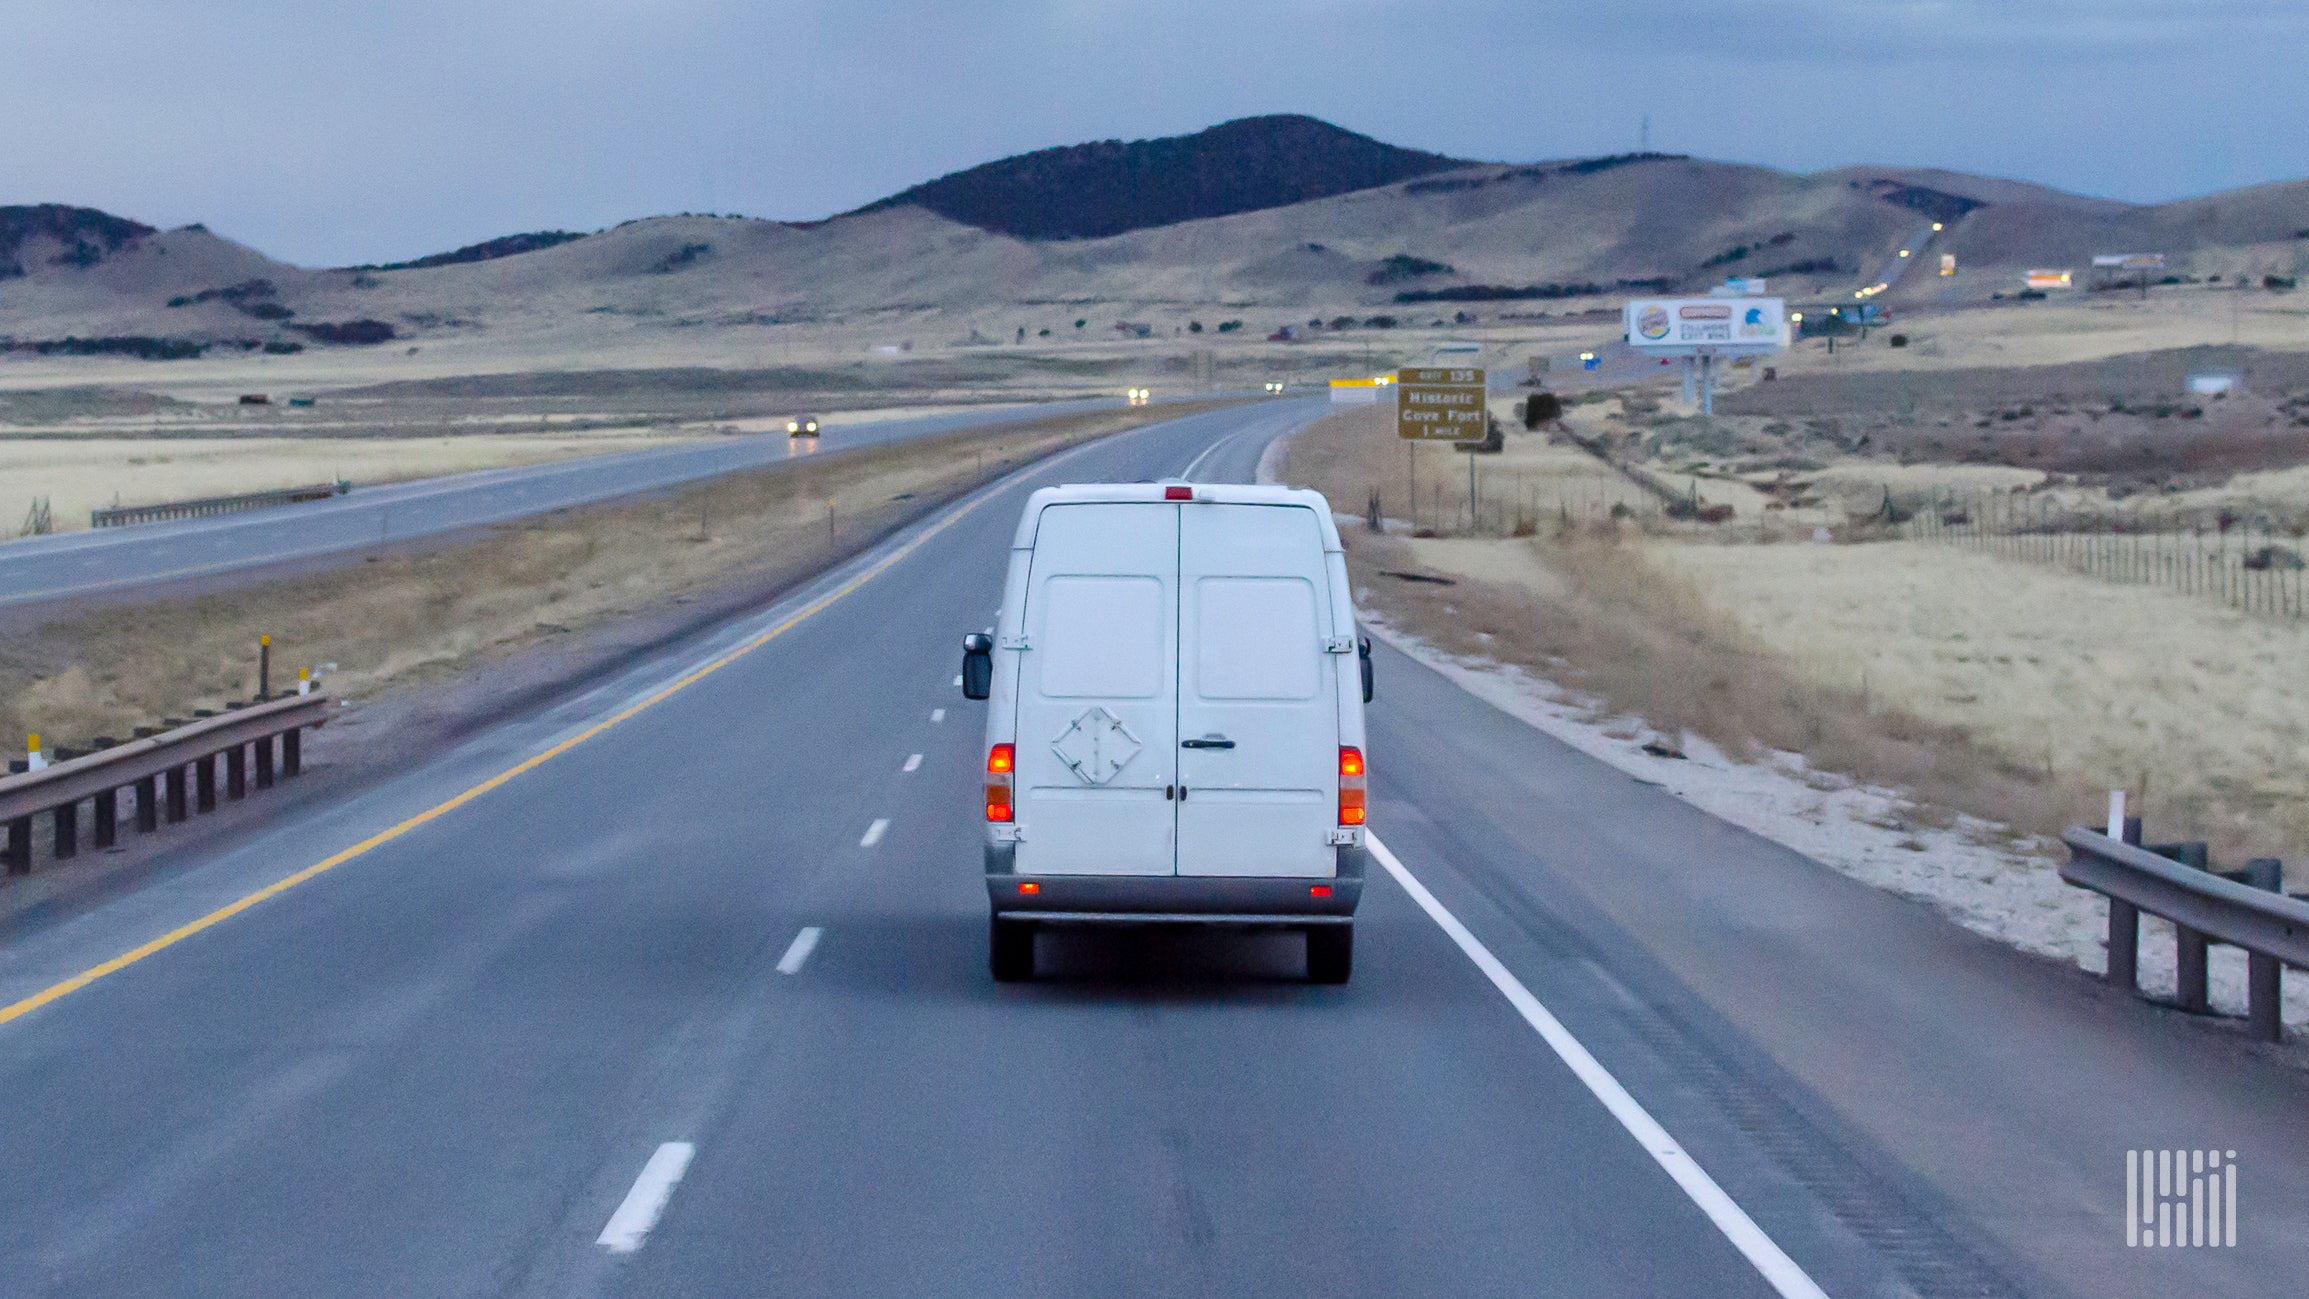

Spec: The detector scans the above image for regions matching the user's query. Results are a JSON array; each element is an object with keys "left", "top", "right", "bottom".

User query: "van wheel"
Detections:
[
  {"left": 991, "top": 917, "right": 1036, "bottom": 982},
  {"left": 1306, "top": 924, "right": 1352, "bottom": 984}
]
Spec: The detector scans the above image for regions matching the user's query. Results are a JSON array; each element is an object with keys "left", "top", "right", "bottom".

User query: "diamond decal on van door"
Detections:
[{"left": 1051, "top": 707, "right": 1142, "bottom": 786}]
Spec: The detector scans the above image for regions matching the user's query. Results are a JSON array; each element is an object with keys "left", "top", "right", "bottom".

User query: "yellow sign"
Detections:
[{"left": 1395, "top": 367, "right": 1487, "bottom": 440}]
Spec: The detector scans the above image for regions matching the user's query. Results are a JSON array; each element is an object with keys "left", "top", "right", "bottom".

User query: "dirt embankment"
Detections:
[{"left": 0, "top": 401, "right": 1235, "bottom": 752}]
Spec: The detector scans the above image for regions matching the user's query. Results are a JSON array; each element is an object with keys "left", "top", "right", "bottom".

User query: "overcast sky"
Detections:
[{"left": 8, "top": 0, "right": 2305, "bottom": 267}]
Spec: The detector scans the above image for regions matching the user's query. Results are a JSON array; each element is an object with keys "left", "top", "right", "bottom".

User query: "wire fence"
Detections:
[{"left": 1906, "top": 489, "right": 2308, "bottom": 621}]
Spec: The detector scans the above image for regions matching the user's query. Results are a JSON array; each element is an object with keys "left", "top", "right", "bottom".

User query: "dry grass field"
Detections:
[
  {"left": 0, "top": 431, "right": 706, "bottom": 529},
  {"left": 0, "top": 402, "right": 1224, "bottom": 750},
  {"left": 1286, "top": 398, "right": 2309, "bottom": 872}
]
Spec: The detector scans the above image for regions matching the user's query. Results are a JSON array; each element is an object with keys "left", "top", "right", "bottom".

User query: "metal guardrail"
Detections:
[
  {"left": 2061, "top": 827, "right": 2306, "bottom": 1042},
  {"left": 2, "top": 694, "right": 330, "bottom": 875},
  {"left": 91, "top": 480, "right": 349, "bottom": 529}
]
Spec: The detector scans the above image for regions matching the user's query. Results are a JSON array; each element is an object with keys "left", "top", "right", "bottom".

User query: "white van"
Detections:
[{"left": 960, "top": 481, "right": 1373, "bottom": 983}]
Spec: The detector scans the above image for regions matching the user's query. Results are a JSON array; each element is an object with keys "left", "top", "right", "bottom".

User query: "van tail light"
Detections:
[
  {"left": 986, "top": 744, "right": 1015, "bottom": 822},
  {"left": 1164, "top": 485, "right": 1193, "bottom": 500},
  {"left": 1338, "top": 746, "right": 1366, "bottom": 826}
]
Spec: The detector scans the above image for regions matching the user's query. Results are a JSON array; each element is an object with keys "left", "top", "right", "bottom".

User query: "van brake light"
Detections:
[
  {"left": 1165, "top": 485, "right": 1192, "bottom": 501},
  {"left": 1338, "top": 746, "right": 1365, "bottom": 826},
  {"left": 986, "top": 743, "right": 1015, "bottom": 822}
]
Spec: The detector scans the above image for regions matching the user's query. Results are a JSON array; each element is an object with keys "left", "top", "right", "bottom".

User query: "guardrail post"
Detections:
[
  {"left": 2241, "top": 859, "right": 2286, "bottom": 1042},
  {"left": 2160, "top": 842, "right": 2213, "bottom": 1014},
  {"left": 2107, "top": 815, "right": 2143, "bottom": 989},
  {"left": 283, "top": 727, "right": 302, "bottom": 777},
  {"left": 195, "top": 755, "right": 216, "bottom": 813},
  {"left": 5, "top": 816, "right": 28, "bottom": 875},
  {"left": 225, "top": 746, "right": 246, "bottom": 801},
  {"left": 165, "top": 766, "right": 188, "bottom": 822},
  {"left": 254, "top": 736, "right": 275, "bottom": 789},
  {"left": 53, "top": 800, "right": 77, "bottom": 860},
  {"left": 136, "top": 776, "right": 158, "bottom": 832},
  {"left": 93, "top": 789, "right": 116, "bottom": 849}
]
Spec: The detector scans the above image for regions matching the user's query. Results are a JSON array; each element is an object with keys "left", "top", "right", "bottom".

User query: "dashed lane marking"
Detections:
[{"left": 775, "top": 927, "right": 823, "bottom": 975}]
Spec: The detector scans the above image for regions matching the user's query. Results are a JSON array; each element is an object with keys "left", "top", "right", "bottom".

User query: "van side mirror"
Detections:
[
  {"left": 1358, "top": 635, "right": 1374, "bottom": 703},
  {"left": 961, "top": 632, "right": 994, "bottom": 700}
]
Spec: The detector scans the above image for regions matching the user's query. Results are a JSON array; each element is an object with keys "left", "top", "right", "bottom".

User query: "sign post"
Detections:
[{"left": 1397, "top": 367, "right": 1487, "bottom": 534}]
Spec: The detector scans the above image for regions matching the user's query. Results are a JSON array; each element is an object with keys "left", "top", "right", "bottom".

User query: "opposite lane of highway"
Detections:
[{"left": 0, "top": 397, "right": 1124, "bottom": 607}]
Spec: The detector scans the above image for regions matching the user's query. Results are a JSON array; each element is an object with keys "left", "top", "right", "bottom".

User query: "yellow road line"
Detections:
[{"left": 0, "top": 493, "right": 994, "bottom": 1029}]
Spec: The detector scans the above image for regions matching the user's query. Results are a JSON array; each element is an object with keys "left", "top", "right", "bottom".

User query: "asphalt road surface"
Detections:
[
  {"left": 0, "top": 398, "right": 1126, "bottom": 608},
  {"left": 0, "top": 399, "right": 2300, "bottom": 1296}
]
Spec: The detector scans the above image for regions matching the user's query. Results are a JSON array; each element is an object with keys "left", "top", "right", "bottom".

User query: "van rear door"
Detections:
[
  {"left": 1011, "top": 503, "right": 1179, "bottom": 877},
  {"left": 1175, "top": 503, "right": 1338, "bottom": 878}
]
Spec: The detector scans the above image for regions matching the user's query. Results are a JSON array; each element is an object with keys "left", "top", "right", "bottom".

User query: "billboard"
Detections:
[
  {"left": 1939, "top": 253, "right": 1957, "bottom": 276},
  {"left": 1624, "top": 297, "right": 1788, "bottom": 357}
]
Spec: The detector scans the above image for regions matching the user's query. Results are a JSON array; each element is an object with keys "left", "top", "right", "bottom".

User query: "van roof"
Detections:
[{"left": 1012, "top": 482, "right": 1342, "bottom": 552}]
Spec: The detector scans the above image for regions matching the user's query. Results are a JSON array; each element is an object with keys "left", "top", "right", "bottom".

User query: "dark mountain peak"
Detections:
[
  {"left": 859, "top": 114, "right": 1474, "bottom": 240},
  {"left": 0, "top": 205, "right": 157, "bottom": 277},
  {"left": 348, "top": 229, "right": 590, "bottom": 274}
]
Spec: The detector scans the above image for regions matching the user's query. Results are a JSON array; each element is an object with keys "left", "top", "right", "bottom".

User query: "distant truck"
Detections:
[{"left": 960, "top": 481, "right": 1373, "bottom": 983}]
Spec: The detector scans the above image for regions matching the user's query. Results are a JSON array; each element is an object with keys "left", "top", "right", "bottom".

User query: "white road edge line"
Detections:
[
  {"left": 952, "top": 675, "right": 963, "bottom": 687},
  {"left": 902, "top": 753, "right": 923, "bottom": 773},
  {"left": 860, "top": 818, "right": 889, "bottom": 848},
  {"left": 596, "top": 1142, "right": 696, "bottom": 1254},
  {"left": 1366, "top": 833, "right": 1832, "bottom": 1299},
  {"left": 776, "top": 926, "right": 823, "bottom": 975},
  {"left": 1179, "top": 434, "right": 1231, "bottom": 481},
  {"left": 930, "top": 708, "right": 946, "bottom": 723}
]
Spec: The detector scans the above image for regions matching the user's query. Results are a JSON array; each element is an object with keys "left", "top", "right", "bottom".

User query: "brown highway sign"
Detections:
[{"left": 1396, "top": 367, "right": 1488, "bottom": 440}]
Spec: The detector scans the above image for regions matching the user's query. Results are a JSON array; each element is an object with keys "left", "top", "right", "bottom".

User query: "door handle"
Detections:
[{"left": 1180, "top": 737, "right": 1234, "bottom": 750}]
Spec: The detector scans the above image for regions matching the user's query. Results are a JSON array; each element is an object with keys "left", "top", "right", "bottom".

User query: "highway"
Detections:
[
  {"left": 0, "top": 398, "right": 1122, "bottom": 608},
  {"left": 0, "top": 400, "right": 2301, "bottom": 1296}
]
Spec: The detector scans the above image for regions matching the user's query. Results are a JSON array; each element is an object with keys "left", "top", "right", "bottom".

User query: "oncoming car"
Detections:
[
  {"left": 1126, "top": 387, "right": 1150, "bottom": 405},
  {"left": 786, "top": 414, "right": 820, "bottom": 436}
]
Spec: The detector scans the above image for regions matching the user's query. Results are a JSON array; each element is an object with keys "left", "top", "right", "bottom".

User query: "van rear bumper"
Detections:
[{"left": 986, "top": 845, "right": 1365, "bottom": 921}]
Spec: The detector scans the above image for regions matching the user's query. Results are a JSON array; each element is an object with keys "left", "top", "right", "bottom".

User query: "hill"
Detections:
[
  {"left": 1, "top": 205, "right": 156, "bottom": 278},
  {"left": 851, "top": 114, "right": 1472, "bottom": 239},
  {"left": 2, "top": 118, "right": 2305, "bottom": 372}
]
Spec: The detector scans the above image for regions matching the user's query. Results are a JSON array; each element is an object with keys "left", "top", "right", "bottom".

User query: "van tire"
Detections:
[
  {"left": 991, "top": 917, "right": 1036, "bottom": 982},
  {"left": 1306, "top": 925, "right": 1353, "bottom": 984}
]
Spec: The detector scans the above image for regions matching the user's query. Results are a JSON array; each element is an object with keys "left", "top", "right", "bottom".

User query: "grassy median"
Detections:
[{"left": 2, "top": 401, "right": 1235, "bottom": 751}]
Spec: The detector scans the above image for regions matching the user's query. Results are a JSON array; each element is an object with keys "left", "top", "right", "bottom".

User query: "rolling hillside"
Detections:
[{"left": 3, "top": 116, "right": 2304, "bottom": 367}]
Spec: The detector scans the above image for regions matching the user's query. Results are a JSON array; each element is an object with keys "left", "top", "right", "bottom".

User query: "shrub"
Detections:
[
  {"left": 1217, "top": 320, "right": 1243, "bottom": 333},
  {"left": 1188, "top": 321, "right": 1203, "bottom": 333},
  {"left": 1888, "top": 333, "right": 1908, "bottom": 347},
  {"left": 289, "top": 319, "right": 396, "bottom": 346},
  {"left": 1523, "top": 393, "right": 1561, "bottom": 427}
]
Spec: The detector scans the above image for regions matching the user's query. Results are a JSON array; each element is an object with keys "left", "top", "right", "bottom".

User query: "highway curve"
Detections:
[{"left": 0, "top": 399, "right": 2300, "bottom": 1297}]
